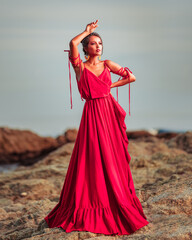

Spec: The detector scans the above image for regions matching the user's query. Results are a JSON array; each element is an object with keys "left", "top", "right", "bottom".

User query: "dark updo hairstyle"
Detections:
[{"left": 81, "top": 32, "right": 103, "bottom": 56}]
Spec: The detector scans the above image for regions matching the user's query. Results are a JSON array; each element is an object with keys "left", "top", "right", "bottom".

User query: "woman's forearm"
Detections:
[
  {"left": 111, "top": 76, "right": 136, "bottom": 88},
  {"left": 70, "top": 20, "right": 98, "bottom": 46},
  {"left": 70, "top": 30, "right": 89, "bottom": 46}
]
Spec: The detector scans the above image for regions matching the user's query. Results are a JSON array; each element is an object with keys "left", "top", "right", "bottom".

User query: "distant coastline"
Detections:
[{"left": 0, "top": 126, "right": 191, "bottom": 173}]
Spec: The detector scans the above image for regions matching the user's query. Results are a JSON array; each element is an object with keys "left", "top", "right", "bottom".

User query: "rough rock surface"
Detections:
[
  {"left": 0, "top": 129, "right": 191, "bottom": 239},
  {"left": 126, "top": 130, "right": 179, "bottom": 140},
  {"left": 0, "top": 127, "right": 78, "bottom": 165},
  {"left": 165, "top": 131, "right": 192, "bottom": 153}
]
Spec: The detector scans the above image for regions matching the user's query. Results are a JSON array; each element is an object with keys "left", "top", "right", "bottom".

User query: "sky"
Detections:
[{"left": 0, "top": 0, "right": 192, "bottom": 137}]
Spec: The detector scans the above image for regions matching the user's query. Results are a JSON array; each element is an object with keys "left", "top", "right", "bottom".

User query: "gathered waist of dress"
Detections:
[{"left": 85, "top": 94, "right": 111, "bottom": 102}]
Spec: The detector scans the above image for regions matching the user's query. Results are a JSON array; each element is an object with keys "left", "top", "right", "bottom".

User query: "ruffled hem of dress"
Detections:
[{"left": 44, "top": 202, "right": 149, "bottom": 236}]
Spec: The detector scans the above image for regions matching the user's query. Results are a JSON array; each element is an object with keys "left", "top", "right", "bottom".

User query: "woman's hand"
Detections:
[{"left": 85, "top": 20, "right": 99, "bottom": 34}]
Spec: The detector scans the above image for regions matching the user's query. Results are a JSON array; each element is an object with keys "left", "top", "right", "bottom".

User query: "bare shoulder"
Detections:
[{"left": 104, "top": 60, "right": 122, "bottom": 73}]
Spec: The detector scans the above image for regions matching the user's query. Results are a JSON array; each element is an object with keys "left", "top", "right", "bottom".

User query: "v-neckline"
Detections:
[{"left": 83, "top": 63, "right": 106, "bottom": 78}]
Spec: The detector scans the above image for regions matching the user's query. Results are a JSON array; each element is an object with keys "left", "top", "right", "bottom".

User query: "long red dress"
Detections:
[{"left": 44, "top": 52, "right": 149, "bottom": 236}]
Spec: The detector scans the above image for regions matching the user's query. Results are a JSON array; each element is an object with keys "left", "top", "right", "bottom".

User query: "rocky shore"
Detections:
[{"left": 0, "top": 127, "right": 191, "bottom": 239}]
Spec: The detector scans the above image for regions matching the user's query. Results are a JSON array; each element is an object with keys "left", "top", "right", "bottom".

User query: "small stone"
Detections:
[{"left": 20, "top": 192, "right": 27, "bottom": 197}]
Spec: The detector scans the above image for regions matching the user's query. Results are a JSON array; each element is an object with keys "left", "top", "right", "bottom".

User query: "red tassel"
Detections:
[
  {"left": 64, "top": 50, "right": 73, "bottom": 109},
  {"left": 64, "top": 50, "right": 84, "bottom": 109},
  {"left": 113, "top": 67, "right": 132, "bottom": 116}
]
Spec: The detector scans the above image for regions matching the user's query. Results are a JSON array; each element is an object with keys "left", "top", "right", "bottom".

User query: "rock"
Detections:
[
  {"left": 20, "top": 192, "right": 27, "bottom": 197},
  {"left": 0, "top": 127, "right": 67, "bottom": 165},
  {"left": 126, "top": 130, "right": 153, "bottom": 139},
  {"left": 64, "top": 128, "right": 78, "bottom": 142},
  {"left": 156, "top": 132, "right": 178, "bottom": 139},
  {"left": 166, "top": 131, "right": 192, "bottom": 153},
  {"left": 0, "top": 129, "right": 191, "bottom": 239},
  {"left": 126, "top": 130, "right": 180, "bottom": 140}
]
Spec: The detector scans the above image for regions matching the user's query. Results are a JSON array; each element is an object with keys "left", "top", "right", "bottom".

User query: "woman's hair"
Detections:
[{"left": 81, "top": 32, "right": 103, "bottom": 56}]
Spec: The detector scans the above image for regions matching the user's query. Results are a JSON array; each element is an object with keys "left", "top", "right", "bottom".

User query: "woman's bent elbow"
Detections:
[
  {"left": 131, "top": 76, "right": 136, "bottom": 82},
  {"left": 69, "top": 39, "right": 78, "bottom": 48},
  {"left": 69, "top": 40, "right": 74, "bottom": 47}
]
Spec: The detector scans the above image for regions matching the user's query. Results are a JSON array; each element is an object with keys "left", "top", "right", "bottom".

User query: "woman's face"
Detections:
[{"left": 86, "top": 36, "right": 103, "bottom": 56}]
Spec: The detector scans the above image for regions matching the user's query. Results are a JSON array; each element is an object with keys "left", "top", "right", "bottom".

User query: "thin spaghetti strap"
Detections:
[
  {"left": 64, "top": 50, "right": 84, "bottom": 109},
  {"left": 103, "top": 60, "right": 111, "bottom": 71}
]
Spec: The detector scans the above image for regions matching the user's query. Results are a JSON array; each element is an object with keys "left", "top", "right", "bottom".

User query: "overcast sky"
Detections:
[{"left": 0, "top": 0, "right": 191, "bottom": 136}]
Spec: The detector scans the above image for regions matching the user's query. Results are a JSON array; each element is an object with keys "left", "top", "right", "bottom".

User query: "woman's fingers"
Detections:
[
  {"left": 92, "top": 20, "right": 98, "bottom": 28},
  {"left": 90, "top": 20, "right": 98, "bottom": 26},
  {"left": 86, "top": 20, "right": 98, "bottom": 32}
]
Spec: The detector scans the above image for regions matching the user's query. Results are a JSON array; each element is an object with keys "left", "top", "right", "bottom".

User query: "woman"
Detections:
[{"left": 44, "top": 19, "right": 149, "bottom": 236}]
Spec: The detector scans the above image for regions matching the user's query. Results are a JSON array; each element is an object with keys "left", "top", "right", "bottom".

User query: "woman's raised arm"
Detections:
[
  {"left": 69, "top": 20, "right": 99, "bottom": 67},
  {"left": 64, "top": 20, "right": 99, "bottom": 109}
]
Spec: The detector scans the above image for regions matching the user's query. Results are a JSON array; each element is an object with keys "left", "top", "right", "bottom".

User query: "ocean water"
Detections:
[{"left": 0, "top": 163, "right": 20, "bottom": 173}]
